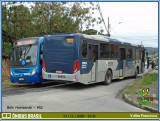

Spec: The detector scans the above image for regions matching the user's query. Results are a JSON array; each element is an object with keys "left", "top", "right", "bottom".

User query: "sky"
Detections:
[
  {"left": 95, "top": 2, "right": 158, "bottom": 47},
  {"left": 3, "top": 2, "right": 158, "bottom": 47}
]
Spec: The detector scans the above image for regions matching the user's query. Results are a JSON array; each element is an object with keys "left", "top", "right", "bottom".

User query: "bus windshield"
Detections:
[{"left": 11, "top": 44, "right": 38, "bottom": 68}]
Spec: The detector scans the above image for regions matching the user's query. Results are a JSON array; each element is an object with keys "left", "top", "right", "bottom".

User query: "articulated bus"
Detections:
[
  {"left": 10, "top": 37, "right": 44, "bottom": 84},
  {"left": 42, "top": 33, "right": 145, "bottom": 85}
]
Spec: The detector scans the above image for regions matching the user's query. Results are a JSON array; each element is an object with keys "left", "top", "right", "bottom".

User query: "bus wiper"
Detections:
[
  {"left": 14, "top": 45, "right": 31, "bottom": 56},
  {"left": 22, "top": 45, "right": 31, "bottom": 58},
  {"left": 24, "top": 45, "right": 31, "bottom": 55}
]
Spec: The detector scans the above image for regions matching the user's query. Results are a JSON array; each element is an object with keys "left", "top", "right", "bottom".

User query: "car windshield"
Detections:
[{"left": 11, "top": 44, "right": 38, "bottom": 68}]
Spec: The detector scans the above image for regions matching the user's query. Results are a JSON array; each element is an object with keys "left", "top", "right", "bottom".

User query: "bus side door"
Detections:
[
  {"left": 119, "top": 48, "right": 126, "bottom": 77},
  {"left": 88, "top": 44, "right": 98, "bottom": 82},
  {"left": 141, "top": 49, "right": 145, "bottom": 73}
]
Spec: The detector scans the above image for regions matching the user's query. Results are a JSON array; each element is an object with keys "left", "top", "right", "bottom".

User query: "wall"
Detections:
[{"left": 2, "top": 55, "right": 10, "bottom": 82}]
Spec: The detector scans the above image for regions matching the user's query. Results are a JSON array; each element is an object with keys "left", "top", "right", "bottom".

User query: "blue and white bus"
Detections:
[
  {"left": 10, "top": 37, "right": 44, "bottom": 84},
  {"left": 42, "top": 33, "right": 145, "bottom": 85}
]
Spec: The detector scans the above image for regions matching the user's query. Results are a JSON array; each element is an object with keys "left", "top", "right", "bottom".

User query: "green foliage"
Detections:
[
  {"left": 2, "top": 2, "right": 102, "bottom": 46},
  {"left": 3, "top": 42, "right": 12, "bottom": 55},
  {"left": 83, "top": 29, "right": 97, "bottom": 35}
]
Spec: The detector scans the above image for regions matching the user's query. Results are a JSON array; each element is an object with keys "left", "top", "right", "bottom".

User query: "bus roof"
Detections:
[
  {"left": 45, "top": 33, "right": 144, "bottom": 47},
  {"left": 82, "top": 34, "right": 110, "bottom": 42},
  {"left": 14, "top": 37, "right": 39, "bottom": 42},
  {"left": 13, "top": 37, "right": 43, "bottom": 46},
  {"left": 108, "top": 38, "right": 123, "bottom": 44}
]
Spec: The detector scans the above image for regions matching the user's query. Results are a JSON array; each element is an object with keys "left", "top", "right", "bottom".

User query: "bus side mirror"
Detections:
[
  {"left": 40, "top": 54, "right": 43, "bottom": 65},
  {"left": 40, "top": 59, "right": 43, "bottom": 65},
  {"left": 146, "top": 52, "right": 148, "bottom": 56},
  {"left": 40, "top": 50, "right": 43, "bottom": 54}
]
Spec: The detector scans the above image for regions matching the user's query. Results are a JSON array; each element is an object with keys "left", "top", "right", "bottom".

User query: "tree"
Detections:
[
  {"left": 2, "top": 2, "right": 102, "bottom": 46},
  {"left": 83, "top": 29, "right": 97, "bottom": 35}
]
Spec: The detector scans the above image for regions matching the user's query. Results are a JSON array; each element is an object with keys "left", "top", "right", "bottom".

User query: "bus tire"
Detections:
[{"left": 103, "top": 70, "right": 112, "bottom": 85}]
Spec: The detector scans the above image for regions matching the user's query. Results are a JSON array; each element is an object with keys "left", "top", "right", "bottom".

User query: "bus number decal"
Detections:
[
  {"left": 48, "top": 74, "right": 51, "bottom": 78},
  {"left": 82, "top": 62, "right": 87, "bottom": 69},
  {"left": 58, "top": 75, "right": 65, "bottom": 78}
]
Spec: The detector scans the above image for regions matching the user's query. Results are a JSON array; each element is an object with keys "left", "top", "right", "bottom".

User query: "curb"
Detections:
[{"left": 122, "top": 94, "right": 158, "bottom": 112}]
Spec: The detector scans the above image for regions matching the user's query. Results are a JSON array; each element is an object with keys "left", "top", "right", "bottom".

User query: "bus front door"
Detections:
[
  {"left": 141, "top": 49, "right": 145, "bottom": 73},
  {"left": 119, "top": 48, "right": 126, "bottom": 77},
  {"left": 88, "top": 44, "right": 98, "bottom": 82}
]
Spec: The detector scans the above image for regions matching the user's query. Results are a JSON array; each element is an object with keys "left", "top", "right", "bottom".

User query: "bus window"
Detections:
[
  {"left": 142, "top": 50, "right": 145, "bottom": 62},
  {"left": 127, "top": 48, "right": 132, "bottom": 58},
  {"left": 100, "top": 43, "right": 109, "bottom": 58},
  {"left": 82, "top": 40, "right": 87, "bottom": 58},
  {"left": 92, "top": 45, "right": 98, "bottom": 61},
  {"left": 88, "top": 44, "right": 98, "bottom": 62},
  {"left": 11, "top": 44, "right": 38, "bottom": 67},
  {"left": 111, "top": 44, "right": 118, "bottom": 58},
  {"left": 120, "top": 48, "right": 126, "bottom": 60},
  {"left": 139, "top": 48, "right": 142, "bottom": 59},
  {"left": 132, "top": 48, "right": 136, "bottom": 59}
]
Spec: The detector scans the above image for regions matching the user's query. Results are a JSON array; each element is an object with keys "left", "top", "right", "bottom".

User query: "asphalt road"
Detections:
[{"left": 2, "top": 77, "right": 147, "bottom": 112}]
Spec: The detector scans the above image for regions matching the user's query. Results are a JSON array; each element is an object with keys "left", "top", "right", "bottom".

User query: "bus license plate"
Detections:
[{"left": 19, "top": 78, "right": 24, "bottom": 81}]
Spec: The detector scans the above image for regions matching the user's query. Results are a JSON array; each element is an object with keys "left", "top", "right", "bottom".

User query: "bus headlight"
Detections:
[
  {"left": 10, "top": 71, "right": 13, "bottom": 75},
  {"left": 31, "top": 68, "right": 36, "bottom": 75}
]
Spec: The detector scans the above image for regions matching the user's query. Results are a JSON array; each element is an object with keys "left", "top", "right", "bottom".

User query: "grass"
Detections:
[
  {"left": 3, "top": 79, "right": 10, "bottom": 83},
  {"left": 123, "top": 73, "right": 158, "bottom": 95},
  {"left": 142, "top": 73, "right": 158, "bottom": 85},
  {"left": 2, "top": 83, "right": 14, "bottom": 89},
  {"left": 2, "top": 79, "right": 15, "bottom": 90},
  {"left": 2, "top": 79, "right": 26, "bottom": 90}
]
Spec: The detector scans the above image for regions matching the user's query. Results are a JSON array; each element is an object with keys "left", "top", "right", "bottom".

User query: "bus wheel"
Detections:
[{"left": 103, "top": 70, "right": 112, "bottom": 85}]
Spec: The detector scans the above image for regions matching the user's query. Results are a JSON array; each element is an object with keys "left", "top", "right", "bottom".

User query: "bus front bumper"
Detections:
[{"left": 10, "top": 73, "right": 42, "bottom": 84}]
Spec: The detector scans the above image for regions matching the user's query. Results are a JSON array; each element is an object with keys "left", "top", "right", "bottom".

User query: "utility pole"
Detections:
[
  {"left": 107, "top": 17, "right": 110, "bottom": 37},
  {"left": 97, "top": 2, "right": 108, "bottom": 36}
]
